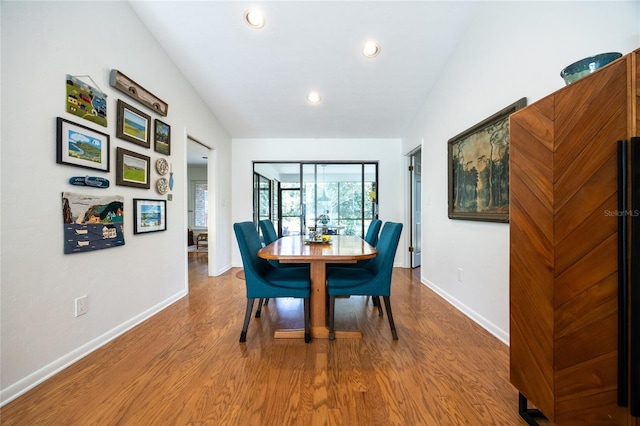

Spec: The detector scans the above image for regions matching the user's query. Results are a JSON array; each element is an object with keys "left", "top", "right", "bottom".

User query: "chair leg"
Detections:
[
  {"left": 383, "top": 296, "right": 398, "bottom": 340},
  {"left": 240, "top": 298, "right": 255, "bottom": 343},
  {"left": 373, "top": 296, "right": 383, "bottom": 316},
  {"left": 255, "top": 298, "right": 265, "bottom": 318},
  {"left": 328, "top": 296, "right": 336, "bottom": 341},
  {"left": 304, "top": 297, "right": 311, "bottom": 343}
]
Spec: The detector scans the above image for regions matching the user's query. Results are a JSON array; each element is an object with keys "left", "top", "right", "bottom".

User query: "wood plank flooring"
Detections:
[{"left": 1, "top": 256, "right": 541, "bottom": 425}]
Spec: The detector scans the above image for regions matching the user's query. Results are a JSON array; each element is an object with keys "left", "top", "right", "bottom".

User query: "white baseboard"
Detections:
[
  {"left": 421, "top": 278, "right": 509, "bottom": 345},
  {"left": 1, "top": 290, "right": 188, "bottom": 406},
  {"left": 214, "top": 263, "right": 232, "bottom": 276}
]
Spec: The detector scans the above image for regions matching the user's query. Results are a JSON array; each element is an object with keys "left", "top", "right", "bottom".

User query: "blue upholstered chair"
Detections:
[
  {"left": 259, "top": 218, "right": 307, "bottom": 268},
  {"left": 331, "top": 219, "right": 383, "bottom": 313},
  {"left": 259, "top": 219, "right": 286, "bottom": 270},
  {"left": 259, "top": 219, "right": 279, "bottom": 246},
  {"left": 362, "top": 219, "right": 383, "bottom": 313},
  {"left": 355, "top": 218, "right": 382, "bottom": 270},
  {"left": 326, "top": 222, "right": 403, "bottom": 340},
  {"left": 364, "top": 219, "right": 382, "bottom": 247},
  {"left": 257, "top": 219, "right": 281, "bottom": 311},
  {"left": 233, "top": 222, "right": 311, "bottom": 343}
]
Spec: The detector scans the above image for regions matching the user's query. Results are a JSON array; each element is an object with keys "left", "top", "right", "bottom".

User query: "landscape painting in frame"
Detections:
[
  {"left": 133, "top": 199, "right": 167, "bottom": 234},
  {"left": 116, "top": 147, "right": 150, "bottom": 189},
  {"left": 116, "top": 99, "right": 151, "bottom": 148},
  {"left": 65, "top": 75, "right": 107, "bottom": 127},
  {"left": 56, "top": 117, "right": 110, "bottom": 172},
  {"left": 447, "top": 98, "right": 526, "bottom": 222},
  {"left": 62, "top": 192, "right": 125, "bottom": 254},
  {"left": 154, "top": 119, "right": 171, "bottom": 155}
]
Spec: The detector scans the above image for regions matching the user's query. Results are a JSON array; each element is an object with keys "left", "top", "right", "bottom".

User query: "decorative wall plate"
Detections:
[
  {"left": 156, "top": 158, "right": 169, "bottom": 175},
  {"left": 156, "top": 177, "right": 169, "bottom": 194}
]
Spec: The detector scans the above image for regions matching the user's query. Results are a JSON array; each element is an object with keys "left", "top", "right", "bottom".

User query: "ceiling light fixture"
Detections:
[
  {"left": 244, "top": 9, "right": 265, "bottom": 29},
  {"left": 362, "top": 41, "right": 380, "bottom": 58},
  {"left": 318, "top": 165, "right": 330, "bottom": 202},
  {"left": 307, "top": 91, "right": 321, "bottom": 104}
]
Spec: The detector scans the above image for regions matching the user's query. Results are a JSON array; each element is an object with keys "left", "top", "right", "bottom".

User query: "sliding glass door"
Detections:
[{"left": 254, "top": 162, "right": 378, "bottom": 239}]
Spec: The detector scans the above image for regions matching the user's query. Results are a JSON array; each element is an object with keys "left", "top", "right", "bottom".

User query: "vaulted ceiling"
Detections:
[{"left": 131, "top": 1, "right": 480, "bottom": 142}]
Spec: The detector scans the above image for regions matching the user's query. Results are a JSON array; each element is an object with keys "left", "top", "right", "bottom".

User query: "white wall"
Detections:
[
  {"left": 0, "top": 1, "right": 232, "bottom": 403},
  {"left": 231, "top": 138, "right": 405, "bottom": 266},
  {"left": 402, "top": 1, "right": 640, "bottom": 343}
]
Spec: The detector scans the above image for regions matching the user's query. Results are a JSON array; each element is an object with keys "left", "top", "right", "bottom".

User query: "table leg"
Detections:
[
  {"left": 310, "top": 261, "right": 327, "bottom": 329},
  {"left": 273, "top": 259, "right": 362, "bottom": 340}
]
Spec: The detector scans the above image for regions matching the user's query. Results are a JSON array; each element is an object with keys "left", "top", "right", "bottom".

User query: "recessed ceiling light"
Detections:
[
  {"left": 244, "top": 9, "right": 265, "bottom": 29},
  {"left": 307, "top": 91, "right": 321, "bottom": 104},
  {"left": 363, "top": 41, "right": 380, "bottom": 58}
]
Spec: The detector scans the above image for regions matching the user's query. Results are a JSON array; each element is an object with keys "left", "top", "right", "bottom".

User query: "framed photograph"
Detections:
[
  {"left": 116, "top": 147, "right": 150, "bottom": 189},
  {"left": 57, "top": 117, "right": 110, "bottom": 172},
  {"left": 154, "top": 119, "right": 171, "bottom": 155},
  {"left": 448, "top": 97, "right": 527, "bottom": 222},
  {"left": 116, "top": 99, "right": 151, "bottom": 148},
  {"left": 133, "top": 198, "right": 167, "bottom": 234}
]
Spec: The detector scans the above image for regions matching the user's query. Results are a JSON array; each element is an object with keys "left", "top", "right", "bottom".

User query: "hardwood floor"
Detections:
[{"left": 2, "top": 257, "right": 537, "bottom": 425}]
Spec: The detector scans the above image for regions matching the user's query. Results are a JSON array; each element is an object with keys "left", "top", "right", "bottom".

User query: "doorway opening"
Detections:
[
  {"left": 409, "top": 148, "right": 421, "bottom": 268},
  {"left": 187, "top": 137, "right": 211, "bottom": 270}
]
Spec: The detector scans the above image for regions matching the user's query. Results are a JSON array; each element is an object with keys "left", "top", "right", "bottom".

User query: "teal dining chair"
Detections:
[
  {"left": 330, "top": 219, "right": 383, "bottom": 314},
  {"left": 257, "top": 219, "right": 280, "bottom": 312},
  {"left": 259, "top": 219, "right": 279, "bottom": 246},
  {"left": 364, "top": 219, "right": 382, "bottom": 247},
  {"left": 257, "top": 219, "right": 306, "bottom": 314},
  {"left": 326, "top": 222, "right": 403, "bottom": 340},
  {"left": 233, "top": 221, "right": 311, "bottom": 343},
  {"left": 362, "top": 219, "right": 383, "bottom": 313}
]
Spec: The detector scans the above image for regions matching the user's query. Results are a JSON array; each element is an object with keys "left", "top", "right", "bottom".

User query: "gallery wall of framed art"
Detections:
[{"left": 57, "top": 69, "right": 174, "bottom": 252}]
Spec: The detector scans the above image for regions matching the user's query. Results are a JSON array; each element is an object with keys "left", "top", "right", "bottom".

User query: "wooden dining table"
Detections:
[{"left": 258, "top": 235, "right": 377, "bottom": 339}]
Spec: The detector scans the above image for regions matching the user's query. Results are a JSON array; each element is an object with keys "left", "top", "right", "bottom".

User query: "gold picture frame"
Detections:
[{"left": 447, "top": 98, "right": 527, "bottom": 222}]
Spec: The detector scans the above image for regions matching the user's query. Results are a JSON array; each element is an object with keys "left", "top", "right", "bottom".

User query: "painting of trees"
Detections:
[{"left": 447, "top": 98, "right": 527, "bottom": 222}]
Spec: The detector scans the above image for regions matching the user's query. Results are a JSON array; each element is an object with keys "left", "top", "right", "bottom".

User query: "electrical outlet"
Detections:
[
  {"left": 75, "top": 296, "right": 88, "bottom": 317},
  {"left": 457, "top": 268, "right": 463, "bottom": 283}
]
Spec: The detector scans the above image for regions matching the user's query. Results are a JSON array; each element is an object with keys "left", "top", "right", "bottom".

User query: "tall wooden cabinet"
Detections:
[{"left": 509, "top": 48, "right": 639, "bottom": 425}]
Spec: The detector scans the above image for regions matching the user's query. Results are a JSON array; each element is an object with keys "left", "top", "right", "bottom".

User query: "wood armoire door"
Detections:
[{"left": 510, "top": 52, "right": 632, "bottom": 425}]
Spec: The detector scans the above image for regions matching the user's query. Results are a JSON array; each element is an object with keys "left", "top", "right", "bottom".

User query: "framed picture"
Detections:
[
  {"left": 154, "top": 119, "right": 171, "bottom": 155},
  {"left": 57, "top": 117, "right": 110, "bottom": 172},
  {"left": 62, "top": 192, "right": 124, "bottom": 253},
  {"left": 133, "top": 198, "right": 167, "bottom": 234},
  {"left": 116, "top": 147, "right": 150, "bottom": 189},
  {"left": 448, "top": 97, "right": 527, "bottom": 222},
  {"left": 65, "top": 75, "right": 108, "bottom": 127},
  {"left": 116, "top": 99, "right": 151, "bottom": 148}
]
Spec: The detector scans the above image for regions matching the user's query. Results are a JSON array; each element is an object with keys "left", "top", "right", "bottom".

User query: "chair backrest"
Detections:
[
  {"left": 259, "top": 219, "right": 279, "bottom": 245},
  {"left": 364, "top": 219, "right": 382, "bottom": 247},
  {"left": 367, "top": 222, "right": 403, "bottom": 286},
  {"left": 234, "top": 222, "right": 273, "bottom": 285}
]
